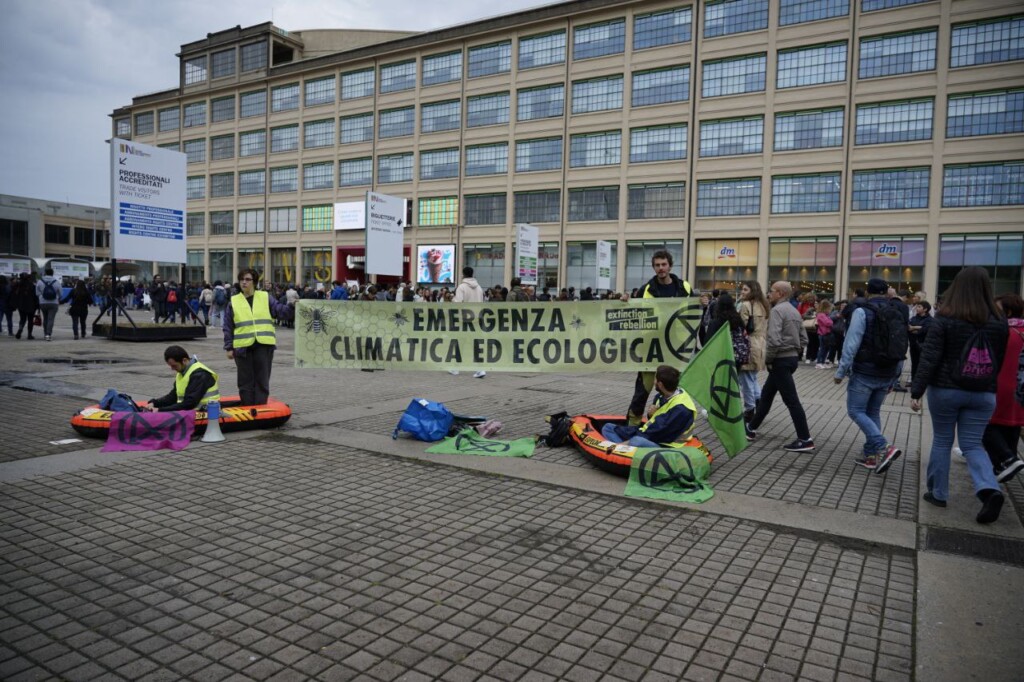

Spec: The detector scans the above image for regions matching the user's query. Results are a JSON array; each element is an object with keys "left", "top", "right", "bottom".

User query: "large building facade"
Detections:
[{"left": 110, "top": 0, "right": 1024, "bottom": 297}]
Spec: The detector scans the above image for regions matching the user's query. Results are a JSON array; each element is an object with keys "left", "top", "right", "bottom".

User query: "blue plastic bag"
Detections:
[
  {"left": 99, "top": 389, "right": 140, "bottom": 412},
  {"left": 393, "top": 398, "right": 454, "bottom": 442}
]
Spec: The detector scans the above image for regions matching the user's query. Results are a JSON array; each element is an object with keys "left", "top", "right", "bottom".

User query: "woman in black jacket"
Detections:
[
  {"left": 910, "top": 267, "right": 1008, "bottom": 523},
  {"left": 64, "top": 280, "right": 91, "bottom": 340},
  {"left": 13, "top": 273, "right": 38, "bottom": 340},
  {"left": 908, "top": 301, "right": 933, "bottom": 381}
]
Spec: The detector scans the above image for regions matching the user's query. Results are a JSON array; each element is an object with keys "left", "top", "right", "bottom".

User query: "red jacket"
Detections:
[{"left": 992, "top": 318, "right": 1024, "bottom": 426}]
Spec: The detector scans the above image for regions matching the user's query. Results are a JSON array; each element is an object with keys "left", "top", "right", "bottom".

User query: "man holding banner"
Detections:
[{"left": 622, "top": 250, "right": 695, "bottom": 425}]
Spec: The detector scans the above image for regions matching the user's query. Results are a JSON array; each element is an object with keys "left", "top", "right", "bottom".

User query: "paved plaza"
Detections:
[{"left": 1, "top": 324, "right": 1022, "bottom": 681}]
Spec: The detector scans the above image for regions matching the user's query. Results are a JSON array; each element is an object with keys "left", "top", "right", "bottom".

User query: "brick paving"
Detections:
[{"left": 0, "top": 440, "right": 915, "bottom": 681}]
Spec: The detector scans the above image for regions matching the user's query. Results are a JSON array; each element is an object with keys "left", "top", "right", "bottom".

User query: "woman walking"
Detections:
[
  {"left": 738, "top": 281, "right": 769, "bottom": 422},
  {"left": 13, "top": 273, "right": 38, "bottom": 340},
  {"left": 981, "top": 293, "right": 1024, "bottom": 484},
  {"left": 64, "top": 280, "right": 91, "bottom": 340},
  {"left": 910, "top": 267, "right": 1008, "bottom": 524}
]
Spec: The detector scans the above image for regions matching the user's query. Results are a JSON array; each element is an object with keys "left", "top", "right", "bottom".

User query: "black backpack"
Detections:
[
  {"left": 42, "top": 280, "right": 58, "bottom": 301},
  {"left": 862, "top": 301, "right": 909, "bottom": 365},
  {"left": 541, "top": 411, "right": 572, "bottom": 447}
]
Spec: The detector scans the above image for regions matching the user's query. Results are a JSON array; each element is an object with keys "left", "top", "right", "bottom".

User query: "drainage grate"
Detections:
[{"left": 924, "top": 527, "right": 1024, "bottom": 567}]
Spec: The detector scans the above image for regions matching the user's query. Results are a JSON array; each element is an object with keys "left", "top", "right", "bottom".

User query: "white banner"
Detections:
[
  {"left": 110, "top": 139, "right": 187, "bottom": 263},
  {"left": 516, "top": 224, "right": 538, "bottom": 286},
  {"left": 334, "top": 201, "right": 365, "bottom": 231},
  {"left": 0, "top": 257, "right": 32, "bottom": 277},
  {"left": 50, "top": 261, "right": 91, "bottom": 280},
  {"left": 365, "top": 191, "right": 406, "bottom": 276},
  {"left": 597, "top": 240, "right": 612, "bottom": 291}
]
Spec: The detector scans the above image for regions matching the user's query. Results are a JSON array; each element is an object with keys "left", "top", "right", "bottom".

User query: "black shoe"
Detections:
[
  {"left": 923, "top": 492, "right": 946, "bottom": 508},
  {"left": 996, "top": 458, "right": 1024, "bottom": 484},
  {"left": 744, "top": 424, "right": 757, "bottom": 442},
  {"left": 874, "top": 446, "right": 903, "bottom": 475},
  {"left": 977, "top": 490, "right": 1004, "bottom": 524},
  {"left": 783, "top": 439, "right": 815, "bottom": 452},
  {"left": 14, "top": 330, "right": 20, "bottom": 339},
  {"left": 743, "top": 408, "right": 754, "bottom": 423},
  {"left": 891, "top": 385, "right": 907, "bottom": 393}
]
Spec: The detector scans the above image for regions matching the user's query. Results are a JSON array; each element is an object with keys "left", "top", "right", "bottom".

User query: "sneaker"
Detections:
[
  {"left": 854, "top": 455, "right": 878, "bottom": 470},
  {"left": 45, "top": 336, "right": 51, "bottom": 341},
  {"left": 814, "top": 363, "right": 825, "bottom": 369},
  {"left": 923, "top": 492, "right": 947, "bottom": 508},
  {"left": 744, "top": 424, "right": 757, "bottom": 441},
  {"left": 952, "top": 447, "right": 965, "bottom": 460},
  {"left": 874, "top": 446, "right": 903, "bottom": 475},
  {"left": 783, "top": 439, "right": 815, "bottom": 452},
  {"left": 824, "top": 361, "right": 833, "bottom": 368},
  {"left": 804, "top": 359, "right": 812, "bottom": 364},
  {"left": 448, "top": 370, "right": 460, "bottom": 375},
  {"left": 996, "top": 458, "right": 1024, "bottom": 484},
  {"left": 473, "top": 371, "right": 487, "bottom": 379},
  {"left": 977, "top": 491, "right": 1004, "bottom": 524}
]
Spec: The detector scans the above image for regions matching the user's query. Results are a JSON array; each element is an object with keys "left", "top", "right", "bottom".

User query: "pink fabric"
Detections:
[
  {"left": 101, "top": 411, "right": 195, "bottom": 452},
  {"left": 816, "top": 312, "right": 833, "bottom": 336}
]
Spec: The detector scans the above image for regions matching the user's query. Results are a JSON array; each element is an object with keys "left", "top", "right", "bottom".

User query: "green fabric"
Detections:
[
  {"left": 624, "top": 446, "right": 714, "bottom": 503},
  {"left": 426, "top": 428, "right": 536, "bottom": 458},
  {"left": 678, "top": 325, "right": 748, "bottom": 457}
]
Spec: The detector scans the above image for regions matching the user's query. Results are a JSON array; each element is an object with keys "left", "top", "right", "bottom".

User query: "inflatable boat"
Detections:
[
  {"left": 568, "top": 414, "right": 712, "bottom": 477},
  {"left": 71, "top": 396, "right": 292, "bottom": 439}
]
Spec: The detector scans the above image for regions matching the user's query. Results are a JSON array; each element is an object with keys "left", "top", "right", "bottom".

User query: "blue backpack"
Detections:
[
  {"left": 393, "top": 398, "right": 454, "bottom": 442},
  {"left": 99, "top": 389, "right": 140, "bottom": 412}
]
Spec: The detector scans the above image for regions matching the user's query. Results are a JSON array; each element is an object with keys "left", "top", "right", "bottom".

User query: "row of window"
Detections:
[
  {"left": 183, "top": 161, "right": 1023, "bottom": 226},
  {"left": 119, "top": 14, "right": 1023, "bottom": 139}
]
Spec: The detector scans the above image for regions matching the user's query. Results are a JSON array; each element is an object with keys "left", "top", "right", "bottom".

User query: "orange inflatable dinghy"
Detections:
[
  {"left": 71, "top": 396, "right": 291, "bottom": 439},
  {"left": 568, "top": 414, "right": 712, "bottom": 477}
]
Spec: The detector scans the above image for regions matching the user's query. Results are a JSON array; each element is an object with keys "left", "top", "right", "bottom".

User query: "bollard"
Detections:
[{"left": 201, "top": 400, "right": 226, "bottom": 443}]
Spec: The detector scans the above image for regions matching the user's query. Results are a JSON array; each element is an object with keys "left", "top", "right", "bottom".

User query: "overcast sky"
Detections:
[{"left": 0, "top": 0, "right": 548, "bottom": 208}]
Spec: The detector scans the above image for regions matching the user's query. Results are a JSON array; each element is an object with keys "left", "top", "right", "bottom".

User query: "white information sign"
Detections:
[
  {"left": 0, "top": 257, "right": 32, "bottom": 277},
  {"left": 334, "top": 201, "right": 366, "bottom": 231},
  {"left": 596, "top": 240, "right": 612, "bottom": 291},
  {"left": 515, "top": 224, "right": 539, "bottom": 286},
  {"left": 364, "top": 191, "right": 406, "bottom": 276},
  {"left": 50, "top": 261, "right": 91, "bottom": 280},
  {"left": 109, "top": 138, "right": 186, "bottom": 263}
]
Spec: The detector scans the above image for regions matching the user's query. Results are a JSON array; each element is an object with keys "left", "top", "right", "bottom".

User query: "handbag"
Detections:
[
  {"left": 33, "top": 313, "right": 42, "bottom": 326},
  {"left": 802, "top": 318, "right": 816, "bottom": 330}
]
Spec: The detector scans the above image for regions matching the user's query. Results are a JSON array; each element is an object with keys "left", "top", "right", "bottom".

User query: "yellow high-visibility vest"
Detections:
[
  {"left": 639, "top": 389, "right": 697, "bottom": 444},
  {"left": 174, "top": 360, "right": 220, "bottom": 408},
  {"left": 231, "top": 291, "right": 276, "bottom": 348}
]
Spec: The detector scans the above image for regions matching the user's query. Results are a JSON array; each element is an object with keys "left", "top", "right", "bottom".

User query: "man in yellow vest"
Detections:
[
  {"left": 601, "top": 365, "right": 697, "bottom": 448},
  {"left": 143, "top": 345, "right": 220, "bottom": 412},
  {"left": 223, "top": 269, "right": 287, "bottom": 405}
]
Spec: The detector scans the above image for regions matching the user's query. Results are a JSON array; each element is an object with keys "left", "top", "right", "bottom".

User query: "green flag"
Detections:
[
  {"left": 678, "top": 325, "right": 748, "bottom": 457},
  {"left": 624, "top": 446, "right": 714, "bottom": 503},
  {"left": 426, "top": 428, "right": 536, "bottom": 458}
]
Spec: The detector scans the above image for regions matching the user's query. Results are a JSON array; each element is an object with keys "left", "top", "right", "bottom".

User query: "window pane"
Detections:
[
  {"left": 418, "top": 197, "right": 459, "bottom": 226},
  {"left": 951, "top": 16, "right": 1024, "bottom": 68},
  {"left": 303, "top": 206, "right": 333, "bottom": 232},
  {"left": 210, "top": 134, "right": 234, "bottom": 160},
  {"left": 855, "top": 98, "right": 933, "bottom": 144},
  {"left": 212, "top": 49, "right": 235, "bottom": 78},
  {"left": 420, "top": 148, "right": 459, "bottom": 180},
  {"left": 239, "top": 129, "right": 266, "bottom": 156},
  {"left": 183, "top": 101, "right": 206, "bottom": 128},
  {"left": 519, "top": 31, "right": 566, "bottom": 69},
  {"left": 340, "top": 113, "right": 373, "bottom": 143},
  {"left": 571, "top": 76, "right": 623, "bottom": 114},
  {"left": 574, "top": 19, "right": 626, "bottom": 60},
  {"left": 517, "top": 84, "right": 564, "bottom": 120},
  {"left": 381, "top": 60, "right": 416, "bottom": 93},
  {"left": 704, "top": 0, "right": 769, "bottom": 38},
  {"left": 304, "top": 76, "right": 336, "bottom": 106},
  {"left": 851, "top": 167, "right": 929, "bottom": 210},
  {"left": 240, "top": 41, "right": 267, "bottom": 72},
  {"left": 210, "top": 173, "right": 234, "bottom": 197},
  {"left": 780, "top": 0, "right": 849, "bottom": 26},
  {"left": 270, "top": 167, "right": 298, "bottom": 193},
  {"left": 516, "top": 137, "right": 563, "bottom": 172},
  {"left": 702, "top": 54, "right": 766, "bottom": 97},
  {"left": 771, "top": 173, "right": 841, "bottom": 213},
  {"left": 947, "top": 89, "right": 1024, "bottom": 137},
  {"left": 342, "top": 68, "right": 375, "bottom": 99},
  {"left": 628, "top": 183, "right": 685, "bottom": 219},
  {"left": 211, "top": 96, "right": 235, "bottom": 122},
  {"left": 942, "top": 162, "right": 1024, "bottom": 207},
  {"left": 340, "top": 158, "right": 373, "bottom": 187},
  {"left": 238, "top": 170, "right": 265, "bottom": 196},
  {"left": 187, "top": 176, "right": 205, "bottom": 200},
  {"left": 423, "top": 51, "right": 463, "bottom": 85},
  {"left": 134, "top": 112, "right": 154, "bottom": 136},
  {"left": 159, "top": 107, "right": 179, "bottom": 132},
  {"left": 210, "top": 212, "right": 234, "bottom": 236},
  {"left": 270, "top": 125, "right": 298, "bottom": 152},
  {"left": 569, "top": 131, "right": 622, "bottom": 168},
  {"left": 186, "top": 213, "right": 205, "bottom": 236},
  {"left": 632, "top": 66, "right": 689, "bottom": 106},
  {"left": 468, "top": 42, "right": 510, "bottom": 77},
  {"left": 568, "top": 187, "right": 619, "bottom": 221},
  {"left": 465, "top": 194, "right": 507, "bottom": 225},
  {"left": 774, "top": 107, "right": 844, "bottom": 150},
  {"left": 777, "top": 42, "right": 847, "bottom": 89},
  {"left": 303, "top": 162, "right": 334, "bottom": 191},
  {"left": 697, "top": 178, "right": 761, "bottom": 216},
  {"left": 863, "top": 0, "right": 930, "bottom": 10},
  {"left": 421, "top": 100, "right": 461, "bottom": 133},
  {"left": 184, "top": 139, "right": 206, "bottom": 164},
  {"left": 699, "top": 116, "right": 763, "bottom": 157},
  {"left": 185, "top": 56, "right": 207, "bottom": 85},
  {"left": 634, "top": 7, "right": 692, "bottom": 49},
  {"left": 514, "top": 191, "right": 561, "bottom": 223},
  {"left": 465, "top": 144, "right": 509, "bottom": 176},
  {"left": 115, "top": 118, "right": 131, "bottom": 137},
  {"left": 379, "top": 107, "right": 415, "bottom": 138},
  {"left": 467, "top": 92, "right": 510, "bottom": 127},
  {"left": 240, "top": 90, "right": 266, "bottom": 118},
  {"left": 271, "top": 84, "right": 299, "bottom": 112},
  {"left": 630, "top": 124, "right": 687, "bottom": 162},
  {"left": 378, "top": 154, "right": 413, "bottom": 183},
  {"left": 269, "top": 207, "right": 297, "bottom": 233},
  {"left": 859, "top": 30, "right": 937, "bottom": 78},
  {"left": 304, "top": 119, "right": 335, "bottom": 148}
]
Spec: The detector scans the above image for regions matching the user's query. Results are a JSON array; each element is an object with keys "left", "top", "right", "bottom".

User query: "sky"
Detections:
[{"left": 0, "top": 0, "right": 548, "bottom": 208}]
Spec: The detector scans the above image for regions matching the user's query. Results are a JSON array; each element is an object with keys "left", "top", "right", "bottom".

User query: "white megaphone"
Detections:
[{"left": 201, "top": 400, "right": 226, "bottom": 443}]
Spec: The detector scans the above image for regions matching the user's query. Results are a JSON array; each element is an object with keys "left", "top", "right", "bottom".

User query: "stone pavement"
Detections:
[{"left": 0, "top": 324, "right": 1022, "bottom": 681}]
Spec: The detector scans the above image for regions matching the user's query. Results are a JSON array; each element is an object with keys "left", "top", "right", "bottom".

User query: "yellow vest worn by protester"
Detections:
[
  {"left": 174, "top": 360, "right": 220, "bottom": 408},
  {"left": 639, "top": 389, "right": 697, "bottom": 446},
  {"left": 231, "top": 290, "right": 276, "bottom": 348}
]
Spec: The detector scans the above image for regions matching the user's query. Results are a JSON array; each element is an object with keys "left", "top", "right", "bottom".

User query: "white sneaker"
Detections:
[
  {"left": 448, "top": 370, "right": 460, "bottom": 375},
  {"left": 952, "top": 447, "right": 964, "bottom": 460},
  {"left": 804, "top": 359, "right": 812, "bottom": 364},
  {"left": 473, "top": 371, "right": 487, "bottom": 379},
  {"left": 814, "top": 363, "right": 824, "bottom": 369}
]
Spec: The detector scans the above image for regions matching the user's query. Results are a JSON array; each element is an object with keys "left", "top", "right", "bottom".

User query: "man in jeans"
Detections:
[
  {"left": 745, "top": 281, "right": 815, "bottom": 452},
  {"left": 35, "top": 268, "right": 62, "bottom": 341},
  {"left": 833, "top": 277, "right": 903, "bottom": 473}
]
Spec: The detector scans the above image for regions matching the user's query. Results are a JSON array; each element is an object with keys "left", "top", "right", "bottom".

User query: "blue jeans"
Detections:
[
  {"left": 739, "top": 370, "right": 760, "bottom": 411},
  {"left": 925, "top": 386, "right": 998, "bottom": 501},
  {"left": 815, "top": 334, "right": 832, "bottom": 364},
  {"left": 601, "top": 423, "right": 660, "bottom": 449},
  {"left": 846, "top": 373, "right": 893, "bottom": 455}
]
